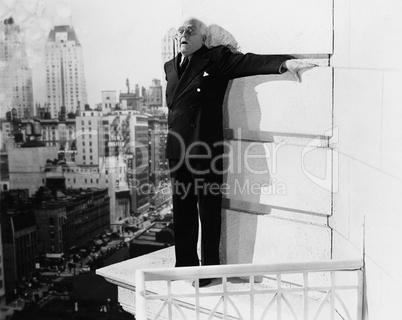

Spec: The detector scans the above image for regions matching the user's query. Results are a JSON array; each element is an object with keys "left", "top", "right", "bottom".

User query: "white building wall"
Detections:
[
  {"left": 101, "top": 91, "right": 117, "bottom": 115},
  {"left": 182, "top": 0, "right": 402, "bottom": 318},
  {"left": 75, "top": 110, "right": 102, "bottom": 166},
  {"left": 331, "top": 0, "right": 402, "bottom": 318},
  {"left": 183, "top": 0, "right": 333, "bottom": 266}
]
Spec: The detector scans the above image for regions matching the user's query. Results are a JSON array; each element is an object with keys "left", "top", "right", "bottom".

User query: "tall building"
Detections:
[
  {"left": 129, "top": 114, "right": 149, "bottom": 216},
  {"left": 162, "top": 28, "right": 177, "bottom": 65},
  {"left": 0, "top": 152, "right": 9, "bottom": 193},
  {"left": 0, "top": 18, "right": 34, "bottom": 119},
  {"left": 148, "top": 115, "right": 168, "bottom": 186},
  {"left": 161, "top": 28, "right": 177, "bottom": 108},
  {"left": 99, "top": 110, "right": 149, "bottom": 220},
  {"left": 75, "top": 109, "right": 102, "bottom": 166},
  {"left": 46, "top": 25, "right": 87, "bottom": 119},
  {"left": 101, "top": 90, "right": 117, "bottom": 115},
  {"left": 0, "top": 222, "right": 5, "bottom": 307},
  {"left": 119, "top": 79, "right": 141, "bottom": 111},
  {"left": 0, "top": 189, "right": 38, "bottom": 301},
  {"left": 39, "top": 116, "right": 77, "bottom": 161},
  {"left": 34, "top": 187, "right": 110, "bottom": 257},
  {"left": 148, "top": 115, "right": 170, "bottom": 208},
  {"left": 147, "top": 79, "right": 163, "bottom": 114}
]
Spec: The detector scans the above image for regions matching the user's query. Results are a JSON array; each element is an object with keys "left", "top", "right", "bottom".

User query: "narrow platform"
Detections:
[{"left": 97, "top": 247, "right": 339, "bottom": 319}]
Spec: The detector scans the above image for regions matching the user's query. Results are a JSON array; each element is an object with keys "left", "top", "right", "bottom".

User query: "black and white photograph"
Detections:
[{"left": 0, "top": 0, "right": 401, "bottom": 319}]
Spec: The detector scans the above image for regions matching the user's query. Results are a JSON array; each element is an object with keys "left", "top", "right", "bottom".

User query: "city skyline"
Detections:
[{"left": 1, "top": 0, "right": 181, "bottom": 108}]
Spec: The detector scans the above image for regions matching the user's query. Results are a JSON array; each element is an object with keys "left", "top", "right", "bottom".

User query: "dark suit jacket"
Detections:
[{"left": 164, "top": 45, "right": 291, "bottom": 159}]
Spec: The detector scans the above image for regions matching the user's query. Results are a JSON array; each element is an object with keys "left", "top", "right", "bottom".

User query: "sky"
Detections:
[{"left": 1, "top": 0, "right": 182, "bottom": 106}]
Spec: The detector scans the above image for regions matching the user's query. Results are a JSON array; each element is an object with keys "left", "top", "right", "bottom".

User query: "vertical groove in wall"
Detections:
[
  {"left": 330, "top": 0, "right": 335, "bottom": 260},
  {"left": 329, "top": 147, "right": 334, "bottom": 260},
  {"left": 347, "top": 158, "right": 350, "bottom": 240},
  {"left": 331, "top": 0, "right": 335, "bottom": 55},
  {"left": 379, "top": 72, "right": 384, "bottom": 169}
]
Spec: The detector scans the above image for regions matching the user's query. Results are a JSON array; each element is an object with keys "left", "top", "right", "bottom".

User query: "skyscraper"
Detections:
[
  {"left": 46, "top": 25, "right": 87, "bottom": 119},
  {"left": 0, "top": 18, "right": 34, "bottom": 119},
  {"left": 0, "top": 225, "right": 5, "bottom": 307},
  {"left": 161, "top": 28, "right": 177, "bottom": 108},
  {"left": 161, "top": 28, "right": 177, "bottom": 65},
  {"left": 147, "top": 79, "right": 163, "bottom": 114}
]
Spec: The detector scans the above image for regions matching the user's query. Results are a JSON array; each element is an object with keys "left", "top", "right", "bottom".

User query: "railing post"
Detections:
[
  {"left": 357, "top": 269, "right": 364, "bottom": 320},
  {"left": 136, "top": 270, "right": 147, "bottom": 320},
  {"left": 167, "top": 280, "right": 172, "bottom": 319},
  {"left": 223, "top": 277, "right": 228, "bottom": 319},
  {"left": 250, "top": 275, "right": 255, "bottom": 320},
  {"left": 303, "top": 272, "right": 308, "bottom": 320},
  {"left": 277, "top": 274, "right": 282, "bottom": 320},
  {"left": 330, "top": 272, "right": 336, "bottom": 320}
]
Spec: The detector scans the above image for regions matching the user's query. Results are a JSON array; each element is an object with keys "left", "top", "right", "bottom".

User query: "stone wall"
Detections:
[{"left": 182, "top": 0, "right": 402, "bottom": 318}]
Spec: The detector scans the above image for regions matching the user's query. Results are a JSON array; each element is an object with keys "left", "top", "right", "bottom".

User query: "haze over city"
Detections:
[{"left": 18, "top": 0, "right": 181, "bottom": 106}]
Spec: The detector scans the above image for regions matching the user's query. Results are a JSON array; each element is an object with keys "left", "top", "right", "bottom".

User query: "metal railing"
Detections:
[{"left": 135, "top": 260, "right": 364, "bottom": 320}]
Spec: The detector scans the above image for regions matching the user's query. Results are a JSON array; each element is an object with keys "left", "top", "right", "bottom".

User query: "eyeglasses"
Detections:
[{"left": 176, "top": 26, "right": 195, "bottom": 37}]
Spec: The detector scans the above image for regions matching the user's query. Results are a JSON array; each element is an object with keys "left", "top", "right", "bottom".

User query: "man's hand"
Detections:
[{"left": 285, "top": 60, "right": 317, "bottom": 83}]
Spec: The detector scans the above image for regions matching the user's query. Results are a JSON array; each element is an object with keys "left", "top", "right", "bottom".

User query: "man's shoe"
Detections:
[{"left": 193, "top": 278, "right": 213, "bottom": 287}]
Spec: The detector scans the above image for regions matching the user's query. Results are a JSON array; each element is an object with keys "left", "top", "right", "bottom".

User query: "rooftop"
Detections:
[{"left": 47, "top": 25, "right": 81, "bottom": 45}]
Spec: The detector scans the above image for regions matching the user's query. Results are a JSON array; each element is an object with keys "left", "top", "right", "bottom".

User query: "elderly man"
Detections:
[{"left": 164, "top": 17, "right": 314, "bottom": 280}]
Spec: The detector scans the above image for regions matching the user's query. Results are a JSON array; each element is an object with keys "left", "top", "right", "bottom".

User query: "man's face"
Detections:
[{"left": 177, "top": 19, "right": 204, "bottom": 57}]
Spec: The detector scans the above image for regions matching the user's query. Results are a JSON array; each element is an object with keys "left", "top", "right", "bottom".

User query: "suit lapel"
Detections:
[{"left": 171, "top": 46, "right": 209, "bottom": 104}]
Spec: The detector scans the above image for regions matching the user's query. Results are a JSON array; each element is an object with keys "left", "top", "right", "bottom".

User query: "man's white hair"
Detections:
[{"left": 178, "top": 16, "right": 240, "bottom": 53}]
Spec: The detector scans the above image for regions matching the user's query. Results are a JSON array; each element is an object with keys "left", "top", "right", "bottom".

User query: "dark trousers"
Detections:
[{"left": 169, "top": 158, "right": 223, "bottom": 267}]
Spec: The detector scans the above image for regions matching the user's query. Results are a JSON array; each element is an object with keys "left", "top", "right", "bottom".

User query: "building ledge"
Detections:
[
  {"left": 96, "top": 247, "right": 361, "bottom": 319},
  {"left": 96, "top": 246, "right": 175, "bottom": 290}
]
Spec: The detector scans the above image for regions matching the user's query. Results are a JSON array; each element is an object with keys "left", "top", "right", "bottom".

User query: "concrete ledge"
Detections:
[
  {"left": 97, "top": 247, "right": 346, "bottom": 319},
  {"left": 96, "top": 246, "right": 176, "bottom": 289}
]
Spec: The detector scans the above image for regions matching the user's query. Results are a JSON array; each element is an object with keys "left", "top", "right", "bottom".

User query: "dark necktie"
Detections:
[{"left": 179, "top": 57, "right": 188, "bottom": 78}]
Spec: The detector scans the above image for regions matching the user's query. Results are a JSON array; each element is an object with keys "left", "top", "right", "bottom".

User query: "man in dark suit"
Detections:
[{"left": 164, "top": 17, "right": 315, "bottom": 276}]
